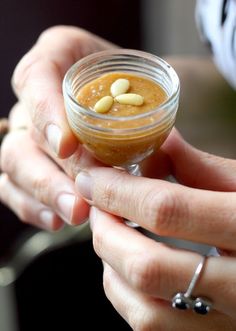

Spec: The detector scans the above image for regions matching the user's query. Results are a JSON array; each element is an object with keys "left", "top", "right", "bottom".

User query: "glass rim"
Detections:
[{"left": 63, "top": 48, "right": 180, "bottom": 122}]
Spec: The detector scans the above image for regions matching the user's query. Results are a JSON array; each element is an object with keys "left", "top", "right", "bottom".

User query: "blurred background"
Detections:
[
  {"left": 142, "top": 0, "right": 207, "bottom": 55},
  {"left": 0, "top": 1, "right": 235, "bottom": 330},
  {"left": 1, "top": 0, "right": 207, "bottom": 126}
]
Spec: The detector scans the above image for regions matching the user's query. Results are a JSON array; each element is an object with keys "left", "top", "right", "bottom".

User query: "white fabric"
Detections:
[{"left": 196, "top": 0, "right": 236, "bottom": 89}]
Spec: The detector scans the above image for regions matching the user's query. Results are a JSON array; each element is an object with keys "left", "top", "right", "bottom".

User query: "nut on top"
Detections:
[{"left": 94, "top": 78, "right": 144, "bottom": 113}]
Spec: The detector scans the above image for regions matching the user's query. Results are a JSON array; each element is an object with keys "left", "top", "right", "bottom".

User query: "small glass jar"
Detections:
[{"left": 62, "top": 49, "right": 180, "bottom": 170}]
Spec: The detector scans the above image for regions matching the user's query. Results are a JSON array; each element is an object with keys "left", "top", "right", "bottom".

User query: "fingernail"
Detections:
[
  {"left": 75, "top": 172, "right": 92, "bottom": 201},
  {"left": 57, "top": 193, "right": 75, "bottom": 224},
  {"left": 39, "top": 209, "right": 54, "bottom": 228},
  {"left": 46, "top": 124, "right": 62, "bottom": 155},
  {"left": 89, "top": 206, "right": 97, "bottom": 230}
]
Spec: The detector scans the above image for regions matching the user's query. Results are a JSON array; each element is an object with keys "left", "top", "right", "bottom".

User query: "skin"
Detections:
[
  {"left": 76, "top": 128, "right": 236, "bottom": 329},
  {"left": 0, "top": 26, "right": 112, "bottom": 229},
  {"left": 1, "top": 25, "right": 236, "bottom": 330}
]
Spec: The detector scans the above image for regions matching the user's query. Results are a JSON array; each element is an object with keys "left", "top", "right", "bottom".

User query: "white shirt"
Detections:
[{"left": 196, "top": 0, "right": 236, "bottom": 88}]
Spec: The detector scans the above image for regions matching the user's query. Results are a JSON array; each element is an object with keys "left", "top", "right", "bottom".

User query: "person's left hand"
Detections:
[
  {"left": 75, "top": 129, "right": 236, "bottom": 330},
  {"left": 0, "top": 26, "right": 112, "bottom": 230},
  {"left": 0, "top": 102, "right": 100, "bottom": 230}
]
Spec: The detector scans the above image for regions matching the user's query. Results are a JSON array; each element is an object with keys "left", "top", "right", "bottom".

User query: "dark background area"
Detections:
[
  {"left": 0, "top": 1, "right": 141, "bottom": 329},
  {"left": 15, "top": 240, "right": 132, "bottom": 331},
  {"left": 1, "top": 0, "right": 142, "bottom": 119}
]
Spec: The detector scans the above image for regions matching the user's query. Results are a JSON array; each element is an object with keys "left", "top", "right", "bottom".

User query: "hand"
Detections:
[
  {"left": 75, "top": 129, "right": 236, "bottom": 329},
  {"left": 0, "top": 26, "right": 114, "bottom": 230},
  {"left": 0, "top": 102, "right": 94, "bottom": 230}
]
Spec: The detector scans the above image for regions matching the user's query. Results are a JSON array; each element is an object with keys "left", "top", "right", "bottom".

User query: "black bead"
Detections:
[
  {"left": 172, "top": 293, "right": 191, "bottom": 310},
  {"left": 193, "top": 299, "right": 210, "bottom": 315},
  {"left": 174, "top": 299, "right": 189, "bottom": 310}
]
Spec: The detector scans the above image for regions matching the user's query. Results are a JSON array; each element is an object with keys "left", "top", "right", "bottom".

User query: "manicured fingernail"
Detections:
[
  {"left": 39, "top": 209, "right": 54, "bottom": 228},
  {"left": 75, "top": 172, "right": 92, "bottom": 201},
  {"left": 46, "top": 124, "right": 62, "bottom": 155},
  {"left": 57, "top": 193, "right": 75, "bottom": 224}
]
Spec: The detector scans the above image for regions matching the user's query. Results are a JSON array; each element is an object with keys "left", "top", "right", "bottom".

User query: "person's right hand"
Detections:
[{"left": 0, "top": 26, "right": 115, "bottom": 230}]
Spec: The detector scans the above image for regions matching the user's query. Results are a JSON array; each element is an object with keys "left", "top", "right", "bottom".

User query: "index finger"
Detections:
[
  {"left": 75, "top": 166, "right": 236, "bottom": 251},
  {"left": 12, "top": 26, "right": 116, "bottom": 158}
]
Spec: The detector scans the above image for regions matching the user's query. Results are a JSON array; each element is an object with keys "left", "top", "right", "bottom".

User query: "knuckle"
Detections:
[
  {"left": 102, "top": 266, "right": 114, "bottom": 297},
  {"left": 31, "top": 172, "right": 51, "bottom": 205},
  {"left": 38, "top": 25, "right": 70, "bottom": 43},
  {"left": 96, "top": 177, "right": 118, "bottom": 211},
  {"left": 8, "top": 102, "right": 21, "bottom": 124},
  {"left": 30, "top": 94, "right": 51, "bottom": 132},
  {"left": 144, "top": 188, "right": 181, "bottom": 235},
  {"left": 12, "top": 49, "right": 40, "bottom": 95},
  {"left": 0, "top": 132, "right": 29, "bottom": 178},
  {"left": 9, "top": 102, "right": 31, "bottom": 130},
  {"left": 32, "top": 95, "right": 49, "bottom": 123},
  {"left": 0, "top": 174, "right": 31, "bottom": 225},
  {"left": 127, "top": 253, "right": 157, "bottom": 293},
  {"left": 94, "top": 170, "right": 127, "bottom": 211},
  {"left": 38, "top": 25, "right": 86, "bottom": 46},
  {"left": 18, "top": 199, "right": 32, "bottom": 224},
  {"left": 0, "top": 134, "right": 18, "bottom": 175},
  {"left": 38, "top": 26, "right": 59, "bottom": 42},
  {"left": 29, "top": 126, "right": 42, "bottom": 145},
  {"left": 60, "top": 146, "right": 83, "bottom": 179},
  {"left": 92, "top": 225, "right": 104, "bottom": 257}
]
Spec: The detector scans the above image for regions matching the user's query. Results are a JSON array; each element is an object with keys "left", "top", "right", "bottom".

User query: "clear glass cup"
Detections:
[{"left": 63, "top": 49, "right": 180, "bottom": 175}]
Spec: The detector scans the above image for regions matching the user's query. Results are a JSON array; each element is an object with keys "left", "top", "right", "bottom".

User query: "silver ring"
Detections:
[{"left": 172, "top": 255, "right": 212, "bottom": 315}]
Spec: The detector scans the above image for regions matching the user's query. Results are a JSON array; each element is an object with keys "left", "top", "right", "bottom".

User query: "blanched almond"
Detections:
[
  {"left": 115, "top": 93, "right": 144, "bottom": 106},
  {"left": 110, "top": 78, "right": 130, "bottom": 97},
  {"left": 94, "top": 96, "right": 113, "bottom": 113}
]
